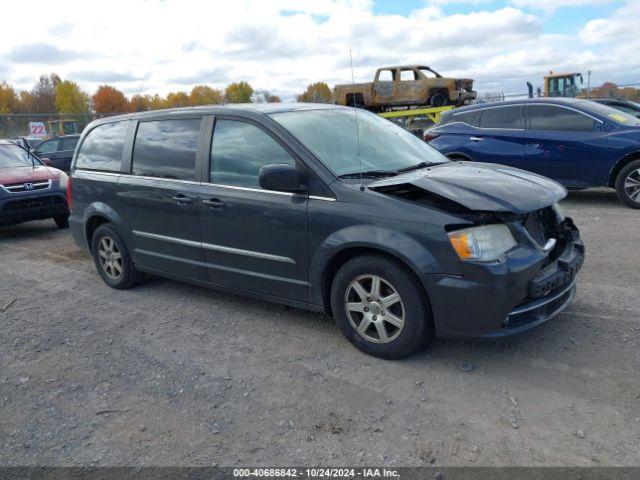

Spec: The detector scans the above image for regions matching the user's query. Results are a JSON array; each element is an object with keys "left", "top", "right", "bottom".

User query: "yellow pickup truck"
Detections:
[{"left": 334, "top": 65, "right": 476, "bottom": 111}]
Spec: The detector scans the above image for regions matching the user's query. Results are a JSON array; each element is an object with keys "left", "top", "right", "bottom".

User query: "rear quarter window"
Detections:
[{"left": 76, "top": 121, "right": 129, "bottom": 171}]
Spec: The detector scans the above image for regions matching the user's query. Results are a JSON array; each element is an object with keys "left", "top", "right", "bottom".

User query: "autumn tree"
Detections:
[
  {"left": 297, "top": 82, "right": 333, "bottom": 103},
  {"left": 163, "top": 91, "right": 191, "bottom": 108},
  {"left": 225, "top": 81, "right": 253, "bottom": 103},
  {"left": 190, "top": 85, "right": 223, "bottom": 105},
  {"left": 18, "top": 91, "right": 37, "bottom": 114},
  {"left": 145, "top": 94, "right": 165, "bottom": 110},
  {"left": 31, "top": 73, "right": 62, "bottom": 113},
  {"left": 55, "top": 80, "right": 89, "bottom": 114},
  {"left": 129, "top": 94, "right": 149, "bottom": 112},
  {"left": 265, "top": 92, "right": 281, "bottom": 103},
  {"left": 92, "top": 85, "right": 131, "bottom": 114},
  {"left": 0, "top": 82, "right": 19, "bottom": 114}
]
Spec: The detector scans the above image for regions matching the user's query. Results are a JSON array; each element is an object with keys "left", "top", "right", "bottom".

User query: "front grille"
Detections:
[
  {"left": 2, "top": 195, "right": 63, "bottom": 211},
  {"left": 1, "top": 179, "right": 51, "bottom": 193}
]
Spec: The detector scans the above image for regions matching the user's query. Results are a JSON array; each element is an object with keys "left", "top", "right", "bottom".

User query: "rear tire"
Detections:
[
  {"left": 53, "top": 214, "right": 69, "bottom": 229},
  {"left": 615, "top": 159, "right": 640, "bottom": 209},
  {"left": 91, "top": 224, "right": 144, "bottom": 289},
  {"left": 330, "top": 254, "right": 432, "bottom": 359}
]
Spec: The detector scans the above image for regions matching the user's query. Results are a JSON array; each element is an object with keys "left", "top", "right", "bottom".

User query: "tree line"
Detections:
[{"left": 0, "top": 73, "right": 336, "bottom": 115}]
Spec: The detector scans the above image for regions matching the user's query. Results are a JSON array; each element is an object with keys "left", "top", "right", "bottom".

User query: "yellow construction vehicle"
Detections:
[{"left": 543, "top": 71, "right": 584, "bottom": 98}]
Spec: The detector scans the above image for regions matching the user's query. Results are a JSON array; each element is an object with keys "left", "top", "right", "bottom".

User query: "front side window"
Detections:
[
  {"left": 210, "top": 119, "right": 295, "bottom": 188},
  {"left": 0, "top": 144, "right": 40, "bottom": 168},
  {"left": 132, "top": 118, "right": 200, "bottom": 181},
  {"left": 479, "top": 106, "right": 523, "bottom": 129},
  {"left": 76, "top": 121, "right": 129, "bottom": 171},
  {"left": 271, "top": 108, "right": 448, "bottom": 177},
  {"left": 60, "top": 136, "right": 79, "bottom": 151},
  {"left": 529, "top": 105, "right": 595, "bottom": 132},
  {"left": 36, "top": 139, "right": 60, "bottom": 154},
  {"left": 377, "top": 70, "right": 394, "bottom": 82}
]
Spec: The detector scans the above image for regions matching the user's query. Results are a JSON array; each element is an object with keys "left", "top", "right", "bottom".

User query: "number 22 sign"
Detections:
[{"left": 29, "top": 122, "right": 47, "bottom": 137}]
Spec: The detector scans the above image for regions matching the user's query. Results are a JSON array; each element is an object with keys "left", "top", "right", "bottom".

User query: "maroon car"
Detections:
[{"left": 0, "top": 140, "right": 69, "bottom": 228}]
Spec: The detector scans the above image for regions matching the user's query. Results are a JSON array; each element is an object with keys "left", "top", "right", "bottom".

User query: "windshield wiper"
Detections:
[
  {"left": 394, "top": 162, "right": 430, "bottom": 174},
  {"left": 338, "top": 170, "right": 398, "bottom": 179}
]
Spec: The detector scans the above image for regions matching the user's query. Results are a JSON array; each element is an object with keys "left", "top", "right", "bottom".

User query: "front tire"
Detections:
[
  {"left": 430, "top": 92, "right": 447, "bottom": 107},
  {"left": 615, "top": 160, "right": 640, "bottom": 209},
  {"left": 54, "top": 214, "right": 69, "bottom": 229},
  {"left": 91, "top": 224, "right": 144, "bottom": 289},
  {"left": 330, "top": 254, "right": 432, "bottom": 359}
]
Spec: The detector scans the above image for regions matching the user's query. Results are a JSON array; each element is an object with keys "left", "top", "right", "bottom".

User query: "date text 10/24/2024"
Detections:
[{"left": 233, "top": 468, "right": 401, "bottom": 478}]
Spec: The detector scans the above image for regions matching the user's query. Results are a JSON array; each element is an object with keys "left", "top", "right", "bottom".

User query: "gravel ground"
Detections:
[{"left": 1, "top": 188, "right": 639, "bottom": 467}]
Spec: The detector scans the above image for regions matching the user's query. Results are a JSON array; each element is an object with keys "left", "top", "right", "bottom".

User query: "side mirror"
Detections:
[
  {"left": 259, "top": 164, "right": 307, "bottom": 193},
  {"left": 40, "top": 158, "right": 52, "bottom": 166}
]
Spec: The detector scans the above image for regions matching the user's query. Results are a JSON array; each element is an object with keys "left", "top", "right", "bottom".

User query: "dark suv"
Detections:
[{"left": 69, "top": 104, "right": 583, "bottom": 359}]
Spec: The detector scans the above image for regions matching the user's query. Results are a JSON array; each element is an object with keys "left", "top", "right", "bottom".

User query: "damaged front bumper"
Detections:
[
  {"left": 424, "top": 219, "right": 584, "bottom": 338},
  {"left": 450, "top": 89, "right": 477, "bottom": 105}
]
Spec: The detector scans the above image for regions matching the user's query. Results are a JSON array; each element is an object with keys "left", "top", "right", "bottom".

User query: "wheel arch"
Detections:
[
  {"left": 608, "top": 151, "right": 640, "bottom": 187},
  {"left": 319, "top": 245, "right": 435, "bottom": 336},
  {"left": 82, "top": 202, "right": 129, "bottom": 253}
]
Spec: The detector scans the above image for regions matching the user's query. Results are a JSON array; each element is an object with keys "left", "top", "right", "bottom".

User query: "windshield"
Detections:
[
  {"left": 271, "top": 108, "right": 448, "bottom": 177},
  {"left": 0, "top": 144, "right": 40, "bottom": 168},
  {"left": 581, "top": 101, "right": 640, "bottom": 126}
]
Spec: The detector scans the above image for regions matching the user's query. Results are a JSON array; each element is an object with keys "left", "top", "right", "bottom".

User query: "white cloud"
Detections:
[
  {"left": 509, "top": 0, "right": 610, "bottom": 12},
  {"left": 0, "top": 0, "right": 637, "bottom": 100}
]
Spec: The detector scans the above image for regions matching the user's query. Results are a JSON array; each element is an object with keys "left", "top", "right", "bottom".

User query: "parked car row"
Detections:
[
  {"left": 5, "top": 96, "right": 637, "bottom": 358},
  {"left": 11, "top": 134, "right": 80, "bottom": 173},
  {"left": 424, "top": 98, "right": 640, "bottom": 208}
]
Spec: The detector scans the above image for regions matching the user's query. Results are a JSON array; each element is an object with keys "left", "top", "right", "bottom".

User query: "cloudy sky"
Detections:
[{"left": 0, "top": 0, "right": 636, "bottom": 100}]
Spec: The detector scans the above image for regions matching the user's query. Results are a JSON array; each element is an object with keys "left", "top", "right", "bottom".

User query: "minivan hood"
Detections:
[{"left": 369, "top": 161, "right": 566, "bottom": 214}]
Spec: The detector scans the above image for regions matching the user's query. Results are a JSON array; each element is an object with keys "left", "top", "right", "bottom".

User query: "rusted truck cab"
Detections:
[{"left": 335, "top": 65, "right": 476, "bottom": 111}]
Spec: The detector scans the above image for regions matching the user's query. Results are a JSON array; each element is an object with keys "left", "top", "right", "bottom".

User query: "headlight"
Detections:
[
  {"left": 58, "top": 173, "right": 68, "bottom": 189},
  {"left": 447, "top": 224, "right": 516, "bottom": 262}
]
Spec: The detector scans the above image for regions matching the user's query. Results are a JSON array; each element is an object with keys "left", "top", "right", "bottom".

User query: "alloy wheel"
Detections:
[
  {"left": 624, "top": 168, "right": 640, "bottom": 203},
  {"left": 344, "top": 274, "right": 405, "bottom": 344},
  {"left": 98, "top": 236, "right": 123, "bottom": 280}
]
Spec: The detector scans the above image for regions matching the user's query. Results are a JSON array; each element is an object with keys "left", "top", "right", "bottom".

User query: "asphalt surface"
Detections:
[{"left": 1, "top": 188, "right": 639, "bottom": 467}]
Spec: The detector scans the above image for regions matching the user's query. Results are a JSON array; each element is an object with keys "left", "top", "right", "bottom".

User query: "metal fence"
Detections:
[{"left": 0, "top": 113, "right": 125, "bottom": 140}]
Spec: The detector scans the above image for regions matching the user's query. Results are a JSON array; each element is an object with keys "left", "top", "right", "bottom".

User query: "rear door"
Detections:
[
  {"left": 197, "top": 116, "right": 309, "bottom": 302},
  {"left": 525, "top": 104, "right": 607, "bottom": 186},
  {"left": 464, "top": 105, "right": 526, "bottom": 168},
  {"left": 116, "top": 117, "right": 209, "bottom": 281}
]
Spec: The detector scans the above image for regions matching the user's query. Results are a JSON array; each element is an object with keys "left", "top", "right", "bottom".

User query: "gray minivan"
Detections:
[{"left": 69, "top": 103, "right": 584, "bottom": 359}]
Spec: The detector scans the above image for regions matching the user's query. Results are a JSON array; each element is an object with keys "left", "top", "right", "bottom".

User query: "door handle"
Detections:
[
  {"left": 202, "top": 198, "right": 225, "bottom": 210},
  {"left": 469, "top": 136, "right": 483, "bottom": 142},
  {"left": 527, "top": 143, "right": 541, "bottom": 148},
  {"left": 171, "top": 194, "right": 193, "bottom": 205}
]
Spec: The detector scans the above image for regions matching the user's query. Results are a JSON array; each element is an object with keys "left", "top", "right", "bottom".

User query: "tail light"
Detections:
[
  {"left": 66, "top": 176, "right": 73, "bottom": 212},
  {"left": 423, "top": 132, "right": 440, "bottom": 142}
]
